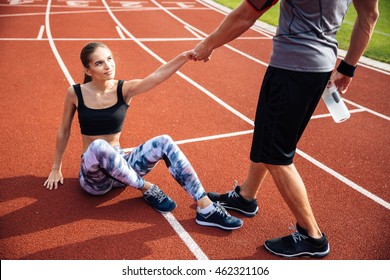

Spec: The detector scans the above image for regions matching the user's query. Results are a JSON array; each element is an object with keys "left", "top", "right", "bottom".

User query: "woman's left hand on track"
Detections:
[{"left": 43, "top": 170, "right": 64, "bottom": 190}]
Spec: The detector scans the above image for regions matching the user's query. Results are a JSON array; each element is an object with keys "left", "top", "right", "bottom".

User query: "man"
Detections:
[{"left": 193, "top": 0, "right": 378, "bottom": 257}]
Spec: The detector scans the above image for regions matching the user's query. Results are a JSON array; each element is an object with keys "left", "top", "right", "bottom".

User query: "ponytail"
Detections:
[
  {"left": 80, "top": 42, "right": 108, "bottom": 84},
  {"left": 83, "top": 74, "right": 92, "bottom": 84}
]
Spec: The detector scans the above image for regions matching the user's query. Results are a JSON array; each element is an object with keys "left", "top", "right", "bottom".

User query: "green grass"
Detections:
[{"left": 214, "top": 0, "right": 390, "bottom": 63}]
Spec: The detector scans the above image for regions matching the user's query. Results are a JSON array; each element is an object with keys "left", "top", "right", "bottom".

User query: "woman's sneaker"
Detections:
[
  {"left": 264, "top": 224, "right": 330, "bottom": 258},
  {"left": 143, "top": 185, "right": 176, "bottom": 213},
  {"left": 207, "top": 181, "right": 258, "bottom": 217},
  {"left": 196, "top": 202, "right": 243, "bottom": 230}
]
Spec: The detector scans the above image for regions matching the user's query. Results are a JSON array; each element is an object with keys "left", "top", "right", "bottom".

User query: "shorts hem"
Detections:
[{"left": 250, "top": 157, "right": 293, "bottom": 166}]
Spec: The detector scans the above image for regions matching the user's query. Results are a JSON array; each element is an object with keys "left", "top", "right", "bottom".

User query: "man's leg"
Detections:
[
  {"left": 265, "top": 163, "right": 322, "bottom": 238},
  {"left": 207, "top": 161, "right": 264, "bottom": 217},
  {"left": 238, "top": 161, "right": 268, "bottom": 199},
  {"left": 263, "top": 163, "right": 329, "bottom": 258}
]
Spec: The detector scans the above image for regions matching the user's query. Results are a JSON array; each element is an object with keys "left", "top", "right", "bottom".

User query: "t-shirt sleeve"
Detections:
[{"left": 246, "top": 0, "right": 279, "bottom": 12}]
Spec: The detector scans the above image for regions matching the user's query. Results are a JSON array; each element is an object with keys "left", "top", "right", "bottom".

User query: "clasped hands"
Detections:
[{"left": 188, "top": 41, "right": 213, "bottom": 62}]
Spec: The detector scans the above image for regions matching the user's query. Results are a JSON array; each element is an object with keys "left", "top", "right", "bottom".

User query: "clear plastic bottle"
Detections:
[{"left": 322, "top": 84, "right": 350, "bottom": 123}]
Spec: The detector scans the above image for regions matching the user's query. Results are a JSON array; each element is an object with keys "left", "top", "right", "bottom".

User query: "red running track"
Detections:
[{"left": 0, "top": 0, "right": 389, "bottom": 261}]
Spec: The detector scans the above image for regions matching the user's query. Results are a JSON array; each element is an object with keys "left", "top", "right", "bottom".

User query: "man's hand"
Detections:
[
  {"left": 329, "top": 71, "right": 353, "bottom": 94},
  {"left": 193, "top": 41, "right": 213, "bottom": 62}
]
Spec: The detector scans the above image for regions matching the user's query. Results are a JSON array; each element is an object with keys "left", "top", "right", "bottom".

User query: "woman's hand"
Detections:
[
  {"left": 44, "top": 169, "right": 64, "bottom": 190},
  {"left": 183, "top": 49, "right": 197, "bottom": 61}
]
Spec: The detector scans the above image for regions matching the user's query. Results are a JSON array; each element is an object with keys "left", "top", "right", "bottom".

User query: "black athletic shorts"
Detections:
[{"left": 250, "top": 66, "right": 332, "bottom": 165}]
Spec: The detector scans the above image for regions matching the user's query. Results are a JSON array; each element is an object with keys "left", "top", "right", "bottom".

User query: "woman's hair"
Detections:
[{"left": 80, "top": 42, "right": 109, "bottom": 84}]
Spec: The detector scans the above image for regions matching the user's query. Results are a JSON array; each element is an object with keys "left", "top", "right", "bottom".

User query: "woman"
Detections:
[{"left": 43, "top": 42, "right": 243, "bottom": 230}]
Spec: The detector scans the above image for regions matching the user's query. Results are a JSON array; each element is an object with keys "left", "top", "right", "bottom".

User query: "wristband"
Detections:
[{"left": 337, "top": 60, "right": 357, "bottom": 77}]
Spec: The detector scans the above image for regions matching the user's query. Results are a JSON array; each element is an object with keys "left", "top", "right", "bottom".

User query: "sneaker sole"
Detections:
[
  {"left": 195, "top": 219, "right": 243, "bottom": 230},
  {"left": 221, "top": 204, "right": 259, "bottom": 217},
  {"left": 264, "top": 242, "right": 330, "bottom": 258}
]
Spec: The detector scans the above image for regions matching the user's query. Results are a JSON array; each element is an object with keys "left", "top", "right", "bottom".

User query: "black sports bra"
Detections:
[{"left": 73, "top": 80, "right": 129, "bottom": 136}]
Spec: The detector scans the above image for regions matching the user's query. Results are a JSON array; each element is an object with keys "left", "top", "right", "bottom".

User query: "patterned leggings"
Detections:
[{"left": 79, "top": 135, "right": 206, "bottom": 201}]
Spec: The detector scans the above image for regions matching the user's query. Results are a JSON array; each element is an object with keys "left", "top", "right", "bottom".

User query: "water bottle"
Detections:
[{"left": 322, "top": 84, "right": 350, "bottom": 123}]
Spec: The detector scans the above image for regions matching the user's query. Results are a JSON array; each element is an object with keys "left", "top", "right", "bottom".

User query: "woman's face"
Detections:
[{"left": 86, "top": 47, "right": 116, "bottom": 81}]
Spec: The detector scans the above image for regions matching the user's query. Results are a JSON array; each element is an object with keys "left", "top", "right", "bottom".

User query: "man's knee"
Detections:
[{"left": 264, "top": 162, "right": 293, "bottom": 172}]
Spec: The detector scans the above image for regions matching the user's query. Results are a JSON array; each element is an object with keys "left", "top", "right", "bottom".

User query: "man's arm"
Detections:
[
  {"left": 194, "top": 0, "right": 274, "bottom": 61},
  {"left": 332, "top": 0, "right": 379, "bottom": 93},
  {"left": 344, "top": 0, "right": 379, "bottom": 66}
]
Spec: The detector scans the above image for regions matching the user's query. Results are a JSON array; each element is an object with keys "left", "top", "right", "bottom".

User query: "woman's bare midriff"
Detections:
[{"left": 81, "top": 132, "right": 121, "bottom": 153}]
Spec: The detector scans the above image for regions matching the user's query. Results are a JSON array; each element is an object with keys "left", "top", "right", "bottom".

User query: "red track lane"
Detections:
[{"left": 0, "top": 0, "right": 389, "bottom": 261}]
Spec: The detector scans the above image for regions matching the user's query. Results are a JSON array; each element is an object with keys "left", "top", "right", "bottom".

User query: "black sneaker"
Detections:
[
  {"left": 207, "top": 181, "right": 258, "bottom": 217},
  {"left": 196, "top": 202, "right": 243, "bottom": 230},
  {"left": 143, "top": 185, "right": 176, "bottom": 213},
  {"left": 264, "top": 224, "right": 330, "bottom": 258}
]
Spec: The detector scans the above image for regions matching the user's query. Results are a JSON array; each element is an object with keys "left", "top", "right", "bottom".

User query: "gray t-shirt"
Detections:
[{"left": 268, "top": 0, "right": 352, "bottom": 72}]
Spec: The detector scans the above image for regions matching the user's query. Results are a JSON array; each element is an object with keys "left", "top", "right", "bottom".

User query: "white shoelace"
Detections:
[
  {"left": 149, "top": 186, "right": 167, "bottom": 203},
  {"left": 227, "top": 190, "right": 240, "bottom": 198},
  {"left": 227, "top": 180, "right": 240, "bottom": 198},
  {"left": 289, "top": 224, "right": 308, "bottom": 243},
  {"left": 215, "top": 203, "right": 231, "bottom": 217}
]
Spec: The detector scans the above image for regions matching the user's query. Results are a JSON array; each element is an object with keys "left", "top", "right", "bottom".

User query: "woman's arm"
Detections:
[
  {"left": 44, "top": 87, "right": 77, "bottom": 190},
  {"left": 123, "top": 50, "right": 195, "bottom": 100}
]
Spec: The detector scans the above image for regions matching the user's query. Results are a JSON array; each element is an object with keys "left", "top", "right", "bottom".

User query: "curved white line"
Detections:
[
  {"left": 101, "top": 0, "right": 254, "bottom": 125},
  {"left": 45, "top": 0, "right": 74, "bottom": 85}
]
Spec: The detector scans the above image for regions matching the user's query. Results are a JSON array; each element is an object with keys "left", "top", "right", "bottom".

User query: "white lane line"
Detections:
[
  {"left": 175, "top": 129, "right": 253, "bottom": 145},
  {"left": 163, "top": 213, "right": 208, "bottom": 260},
  {"left": 344, "top": 99, "right": 390, "bottom": 121},
  {"left": 115, "top": 25, "right": 126, "bottom": 39},
  {"left": 37, "top": 25, "right": 45, "bottom": 39},
  {"left": 101, "top": 0, "right": 210, "bottom": 260},
  {"left": 0, "top": 6, "right": 212, "bottom": 17},
  {"left": 310, "top": 108, "right": 365, "bottom": 120},
  {"left": 296, "top": 149, "right": 390, "bottom": 210},
  {"left": 122, "top": 130, "right": 254, "bottom": 153},
  {"left": 45, "top": 0, "right": 74, "bottom": 85},
  {"left": 184, "top": 25, "right": 203, "bottom": 38}
]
